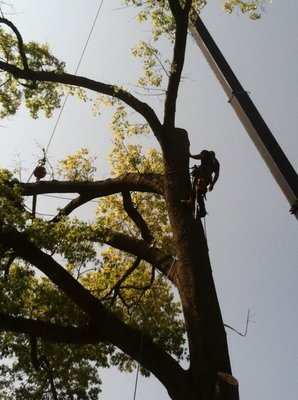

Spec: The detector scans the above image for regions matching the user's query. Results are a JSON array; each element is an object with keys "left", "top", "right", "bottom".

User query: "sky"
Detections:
[{"left": 1, "top": 1, "right": 297, "bottom": 399}]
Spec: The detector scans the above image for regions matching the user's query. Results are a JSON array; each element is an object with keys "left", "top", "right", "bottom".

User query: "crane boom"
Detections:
[{"left": 190, "top": 16, "right": 298, "bottom": 219}]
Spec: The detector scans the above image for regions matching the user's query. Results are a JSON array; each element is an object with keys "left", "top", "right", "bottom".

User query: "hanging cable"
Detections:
[
  {"left": 132, "top": 334, "right": 143, "bottom": 400},
  {"left": 44, "top": 0, "right": 104, "bottom": 156}
]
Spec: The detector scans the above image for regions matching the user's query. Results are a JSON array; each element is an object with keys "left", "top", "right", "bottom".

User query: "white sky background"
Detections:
[{"left": 1, "top": 1, "right": 297, "bottom": 399}]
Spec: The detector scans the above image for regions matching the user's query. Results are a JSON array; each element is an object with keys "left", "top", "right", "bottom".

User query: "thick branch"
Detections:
[
  {"left": 0, "top": 18, "right": 29, "bottom": 69},
  {"left": 0, "top": 313, "right": 104, "bottom": 344},
  {"left": 20, "top": 173, "right": 163, "bottom": 197},
  {"left": 0, "top": 59, "right": 162, "bottom": 135},
  {"left": 96, "top": 229, "right": 175, "bottom": 279},
  {"left": 0, "top": 230, "right": 185, "bottom": 395},
  {"left": 163, "top": 1, "right": 190, "bottom": 128},
  {"left": 20, "top": 174, "right": 163, "bottom": 221}
]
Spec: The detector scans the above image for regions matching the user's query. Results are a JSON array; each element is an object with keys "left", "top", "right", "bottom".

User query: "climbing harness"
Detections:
[{"left": 190, "top": 165, "right": 208, "bottom": 220}]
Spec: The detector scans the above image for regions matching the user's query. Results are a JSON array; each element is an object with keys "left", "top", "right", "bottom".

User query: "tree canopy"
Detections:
[{"left": 0, "top": 1, "right": 271, "bottom": 399}]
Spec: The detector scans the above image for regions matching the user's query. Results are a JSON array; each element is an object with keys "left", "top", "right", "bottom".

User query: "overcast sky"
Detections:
[{"left": 1, "top": 1, "right": 297, "bottom": 399}]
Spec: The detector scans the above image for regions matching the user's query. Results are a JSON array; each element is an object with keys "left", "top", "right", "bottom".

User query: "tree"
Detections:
[{"left": 0, "top": 1, "right": 267, "bottom": 399}]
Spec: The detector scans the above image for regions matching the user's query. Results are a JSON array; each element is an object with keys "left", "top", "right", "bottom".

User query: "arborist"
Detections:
[{"left": 189, "top": 150, "right": 220, "bottom": 218}]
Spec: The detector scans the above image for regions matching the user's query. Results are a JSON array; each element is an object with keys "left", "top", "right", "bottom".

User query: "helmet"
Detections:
[{"left": 200, "top": 150, "right": 209, "bottom": 157}]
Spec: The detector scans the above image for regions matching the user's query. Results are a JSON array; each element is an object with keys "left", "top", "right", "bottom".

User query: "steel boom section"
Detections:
[{"left": 190, "top": 16, "right": 298, "bottom": 219}]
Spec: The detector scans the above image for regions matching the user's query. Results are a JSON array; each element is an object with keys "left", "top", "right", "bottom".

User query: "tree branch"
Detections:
[
  {"left": 30, "top": 335, "right": 40, "bottom": 369},
  {"left": 20, "top": 173, "right": 163, "bottom": 197},
  {"left": 122, "top": 191, "right": 154, "bottom": 243},
  {"left": 94, "top": 228, "right": 175, "bottom": 279},
  {"left": 0, "top": 58, "right": 162, "bottom": 135},
  {"left": 102, "top": 256, "right": 142, "bottom": 303},
  {"left": 0, "top": 17, "right": 29, "bottom": 70},
  {"left": 224, "top": 309, "right": 251, "bottom": 337},
  {"left": 0, "top": 313, "right": 104, "bottom": 344},
  {"left": 0, "top": 229, "right": 186, "bottom": 394},
  {"left": 163, "top": 1, "right": 190, "bottom": 128},
  {"left": 19, "top": 174, "right": 163, "bottom": 221},
  {"left": 50, "top": 193, "right": 94, "bottom": 222}
]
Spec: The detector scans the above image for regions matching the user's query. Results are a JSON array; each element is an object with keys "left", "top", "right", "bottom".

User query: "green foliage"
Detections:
[
  {"left": 56, "top": 148, "right": 97, "bottom": 181},
  {"left": 132, "top": 41, "right": 165, "bottom": 88},
  {"left": 85, "top": 104, "right": 184, "bottom": 374},
  {"left": 0, "top": 27, "right": 65, "bottom": 118},
  {"left": 0, "top": 169, "right": 29, "bottom": 233},
  {"left": 125, "top": 1, "right": 207, "bottom": 41},
  {"left": 0, "top": 2, "right": 271, "bottom": 397},
  {"left": 0, "top": 335, "right": 104, "bottom": 399},
  {"left": 0, "top": 116, "right": 184, "bottom": 394},
  {"left": 0, "top": 264, "right": 112, "bottom": 399},
  {"left": 222, "top": 0, "right": 267, "bottom": 20}
]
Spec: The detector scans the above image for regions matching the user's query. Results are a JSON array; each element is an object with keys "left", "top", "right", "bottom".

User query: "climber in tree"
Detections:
[{"left": 189, "top": 150, "right": 220, "bottom": 218}]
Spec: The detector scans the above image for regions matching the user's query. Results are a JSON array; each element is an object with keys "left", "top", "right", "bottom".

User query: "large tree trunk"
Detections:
[{"left": 160, "top": 128, "right": 239, "bottom": 399}]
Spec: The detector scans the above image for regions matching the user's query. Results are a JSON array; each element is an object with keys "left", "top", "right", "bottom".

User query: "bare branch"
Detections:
[
  {"left": 224, "top": 309, "right": 251, "bottom": 337},
  {"left": 122, "top": 191, "right": 154, "bottom": 243},
  {"left": 102, "top": 256, "right": 142, "bottom": 303},
  {"left": 0, "top": 17, "right": 29, "bottom": 70}
]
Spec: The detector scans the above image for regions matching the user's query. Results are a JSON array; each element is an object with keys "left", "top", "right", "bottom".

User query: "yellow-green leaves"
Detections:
[
  {"left": 0, "top": 169, "right": 29, "bottom": 232},
  {"left": 132, "top": 41, "right": 165, "bottom": 88},
  {"left": 56, "top": 148, "right": 97, "bottom": 181},
  {"left": 125, "top": 0, "right": 207, "bottom": 41},
  {"left": 0, "top": 28, "right": 65, "bottom": 118},
  {"left": 222, "top": 0, "right": 267, "bottom": 20}
]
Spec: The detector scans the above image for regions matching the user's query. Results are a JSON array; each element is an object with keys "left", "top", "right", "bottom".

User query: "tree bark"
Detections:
[{"left": 160, "top": 127, "right": 237, "bottom": 399}]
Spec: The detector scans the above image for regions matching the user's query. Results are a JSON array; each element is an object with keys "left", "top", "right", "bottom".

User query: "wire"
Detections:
[
  {"left": 44, "top": 0, "right": 104, "bottom": 156},
  {"left": 74, "top": 0, "right": 104, "bottom": 76},
  {"left": 41, "top": 194, "right": 100, "bottom": 203},
  {"left": 132, "top": 341, "right": 142, "bottom": 400},
  {"left": 132, "top": 367, "right": 140, "bottom": 400}
]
